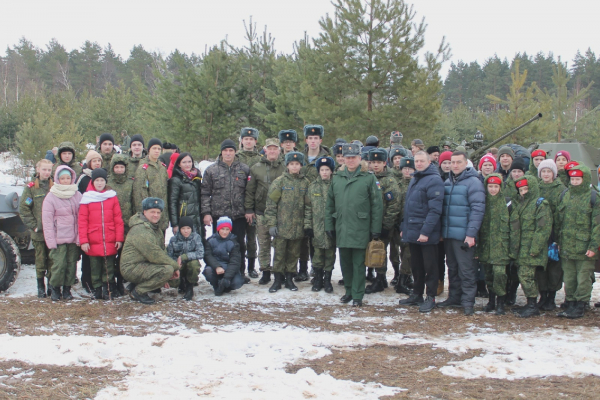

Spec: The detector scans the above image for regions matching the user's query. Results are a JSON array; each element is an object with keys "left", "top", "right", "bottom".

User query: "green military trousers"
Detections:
[
  {"left": 256, "top": 215, "right": 273, "bottom": 271},
  {"left": 484, "top": 264, "right": 508, "bottom": 296},
  {"left": 169, "top": 259, "right": 202, "bottom": 288},
  {"left": 312, "top": 247, "right": 336, "bottom": 272},
  {"left": 33, "top": 240, "right": 52, "bottom": 280},
  {"left": 399, "top": 242, "right": 412, "bottom": 275},
  {"left": 536, "top": 259, "right": 563, "bottom": 292},
  {"left": 121, "top": 262, "right": 176, "bottom": 295},
  {"left": 517, "top": 264, "right": 539, "bottom": 298},
  {"left": 49, "top": 243, "right": 79, "bottom": 287},
  {"left": 562, "top": 258, "right": 595, "bottom": 302},
  {"left": 90, "top": 255, "right": 116, "bottom": 289},
  {"left": 273, "top": 238, "right": 302, "bottom": 273},
  {"left": 339, "top": 247, "right": 367, "bottom": 300}
]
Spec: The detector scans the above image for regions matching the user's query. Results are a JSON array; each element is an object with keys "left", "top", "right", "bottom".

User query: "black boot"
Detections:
[
  {"left": 62, "top": 286, "right": 73, "bottom": 300},
  {"left": 566, "top": 301, "right": 585, "bottom": 319},
  {"left": 110, "top": 281, "right": 120, "bottom": 298},
  {"left": 93, "top": 286, "right": 103, "bottom": 300},
  {"left": 311, "top": 269, "right": 324, "bottom": 292},
  {"left": 390, "top": 263, "right": 400, "bottom": 286},
  {"left": 183, "top": 281, "right": 194, "bottom": 301},
  {"left": 506, "top": 281, "right": 519, "bottom": 306},
  {"left": 116, "top": 276, "right": 125, "bottom": 296},
  {"left": 126, "top": 282, "right": 136, "bottom": 293},
  {"left": 366, "top": 268, "right": 375, "bottom": 283},
  {"left": 178, "top": 277, "right": 187, "bottom": 294},
  {"left": 285, "top": 272, "right": 298, "bottom": 291},
  {"left": 365, "top": 273, "right": 386, "bottom": 294},
  {"left": 405, "top": 274, "right": 414, "bottom": 289},
  {"left": 258, "top": 270, "right": 271, "bottom": 285},
  {"left": 536, "top": 291, "right": 548, "bottom": 309},
  {"left": 37, "top": 278, "right": 46, "bottom": 298},
  {"left": 50, "top": 285, "right": 61, "bottom": 301},
  {"left": 323, "top": 271, "right": 334, "bottom": 293},
  {"left": 495, "top": 295, "right": 506, "bottom": 315},
  {"left": 129, "top": 288, "right": 155, "bottom": 304},
  {"left": 476, "top": 280, "right": 489, "bottom": 298},
  {"left": 484, "top": 291, "right": 496, "bottom": 312},
  {"left": 340, "top": 294, "right": 353, "bottom": 303},
  {"left": 338, "top": 279, "right": 344, "bottom": 285},
  {"left": 295, "top": 261, "right": 309, "bottom": 282},
  {"left": 395, "top": 274, "right": 412, "bottom": 295},
  {"left": 517, "top": 297, "right": 540, "bottom": 318},
  {"left": 557, "top": 301, "right": 574, "bottom": 317},
  {"left": 102, "top": 282, "right": 111, "bottom": 300},
  {"left": 46, "top": 277, "right": 52, "bottom": 297},
  {"left": 247, "top": 258, "right": 259, "bottom": 278},
  {"left": 269, "top": 272, "right": 283, "bottom": 293},
  {"left": 541, "top": 291, "right": 557, "bottom": 311}
]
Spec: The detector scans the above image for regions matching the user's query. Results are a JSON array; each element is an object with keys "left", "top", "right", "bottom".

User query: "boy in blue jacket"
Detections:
[{"left": 167, "top": 216, "right": 204, "bottom": 301}]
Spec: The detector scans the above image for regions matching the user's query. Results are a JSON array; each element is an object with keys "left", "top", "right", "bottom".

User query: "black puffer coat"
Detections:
[{"left": 168, "top": 165, "right": 202, "bottom": 232}]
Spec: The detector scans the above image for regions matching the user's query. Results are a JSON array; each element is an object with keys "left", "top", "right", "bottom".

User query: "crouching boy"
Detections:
[{"left": 167, "top": 216, "right": 204, "bottom": 301}]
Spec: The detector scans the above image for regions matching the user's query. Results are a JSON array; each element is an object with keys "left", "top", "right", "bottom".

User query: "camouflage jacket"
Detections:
[
  {"left": 538, "top": 178, "right": 566, "bottom": 240},
  {"left": 52, "top": 141, "right": 82, "bottom": 177},
  {"left": 302, "top": 145, "right": 331, "bottom": 183},
  {"left": 509, "top": 176, "right": 552, "bottom": 266},
  {"left": 557, "top": 169, "right": 569, "bottom": 187},
  {"left": 99, "top": 149, "right": 117, "bottom": 170},
  {"left": 19, "top": 177, "right": 52, "bottom": 241},
  {"left": 397, "top": 175, "right": 412, "bottom": 225},
  {"left": 556, "top": 165, "right": 600, "bottom": 260},
  {"left": 132, "top": 157, "right": 170, "bottom": 231},
  {"left": 237, "top": 149, "right": 263, "bottom": 170},
  {"left": 107, "top": 154, "right": 134, "bottom": 235},
  {"left": 374, "top": 168, "right": 401, "bottom": 232},
  {"left": 201, "top": 156, "right": 250, "bottom": 221},
  {"left": 244, "top": 157, "right": 285, "bottom": 215},
  {"left": 120, "top": 213, "right": 179, "bottom": 270},
  {"left": 265, "top": 172, "right": 310, "bottom": 240},
  {"left": 127, "top": 149, "right": 148, "bottom": 178},
  {"left": 304, "top": 177, "right": 333, "bottom": 249},
  {"left": 476, "top": 174, "right": 511, "bottom": 265}
]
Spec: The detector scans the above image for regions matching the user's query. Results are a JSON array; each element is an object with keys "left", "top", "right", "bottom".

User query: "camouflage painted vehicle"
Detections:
[{"left": 528, "top": 140, "right": 600, "bottom": 186}]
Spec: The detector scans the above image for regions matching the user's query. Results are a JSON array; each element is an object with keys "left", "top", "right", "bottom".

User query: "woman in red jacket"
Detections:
[{"left": 79, "top": 168, "right": 125, "bottom": 300}]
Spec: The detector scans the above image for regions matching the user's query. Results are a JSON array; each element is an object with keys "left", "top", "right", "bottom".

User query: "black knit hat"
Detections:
[
  {"left": 99, "top": 132, "right": 114, "bottom": 146},
  {"left": 148, "top": 138, "right": 162, "bottom": 150},
  {"left": 315, "top": 156, "right": 335, "bottom": 173},
  {"left": 366, "top": 135, "right": 379, "bottom": 146},
  {"left": 220, "top": 139, "right": 237, "bottom": 152},
  {"left": 278, "top": 130, "right": 298, "bottom": 143},
  {"left": 91, "top": 168, "right": 108, "bottom": 183},
  {"left": 510, "top": 157, "right": 527, "bottom": 172},
  {"left": 130, "top": 134, "right": 145, "bottom": 147},
  {"left": 178, "top": 216, "right": 194, "bottom": 230},
  {"left": 427, "top": 145, "right": 440, "bottom": 154},
  {"left": 162, "top": 142, "right": 173, "bottom": 150},
  {"left": 368, "top": 148, "right": 388, "bottom": 162}
]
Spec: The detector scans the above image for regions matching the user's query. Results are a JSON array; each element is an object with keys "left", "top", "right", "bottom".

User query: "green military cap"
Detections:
[
  {"left": 278, "top": 130, "right": 298, "bottom": 143},
  {"left": 400, "top": 157, "right": 414, "bottom": 169},
  {"left": 265, "top": 138, "right": 280, "bottom": 148},
  {"left": 240, "top": 127, "right": 259, "bottom": 140},
  {"left": 303, "top": 125, "right": 324, "bottom": 138},
  {"left": 368, "top": 148, "right": 388, "bottom": 162},
  {"left": 285, "top": 151, "right": 305, "bottom": 166},
  {"left": 342, "top": 143, "right": 361, "bottom": 157}
]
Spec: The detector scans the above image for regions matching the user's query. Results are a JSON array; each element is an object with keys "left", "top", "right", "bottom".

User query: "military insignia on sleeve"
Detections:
[
  {"left": 25, "top": 197, "right": 33, "bottom": 205},
  {"left": 142, "top": 164, "right": 149, "bottom": 170},
  {"left": 27, "top": 182, "right": 35, "bottom": 188},
  {"left": 161, "top": 162, "right": 167, "bottom": 167},
  {"left": 375, "top": 181, "right": 381, "bottom": 190},
  {"left": 247, "top": 175, "right": 252, "bottom": 181},
  {"left": 385, "top": 192, "right": 393, "bottom": 201}
]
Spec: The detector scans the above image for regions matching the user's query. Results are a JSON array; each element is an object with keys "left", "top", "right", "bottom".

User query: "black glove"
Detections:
[
  {"left": 371, "top": 232, "right": 380, "bottom": 241},
  {"left": 326, "top": 231, "right": 335, "bottom": 239},
  {"left": 269, "top": 227, "right": 278, "bottom": 237},
  {"left": 380, "top": 228, "right": 389, "bottom": 240},
  {"left": 304, "top": 229, "right": 314, "bottom": 238}
]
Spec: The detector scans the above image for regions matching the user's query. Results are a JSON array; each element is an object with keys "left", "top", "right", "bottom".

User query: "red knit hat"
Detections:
[
  {"left": 486, "top": 176, "right": 502, "bottom": 185},
  {"left": 564, "top": 161, "right": 579, "bottom": 171},
  {"left": 515, "top": 179, "right": 528, "bottom": 188},
  {"left": 569, "top": 169, "right": 584, "bottom": 178},
  {"left": 478, "top": 154, "right": 497, "bottom": 171},
  {"left": 531, "top": 149, "right": 547, "bottom": 158},
  {"left": 554, "top": 150, "right": 571, "bottom": 162},
  {"left": 439, "top": 151, "right": 453, "bottom": 164}
]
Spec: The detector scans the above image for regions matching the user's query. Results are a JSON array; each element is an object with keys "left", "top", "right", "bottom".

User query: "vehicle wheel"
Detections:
[{"left": 0, "top": 231, "right": 21, "bottom": 292}]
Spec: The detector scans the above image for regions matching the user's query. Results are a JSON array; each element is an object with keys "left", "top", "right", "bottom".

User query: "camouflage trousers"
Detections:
[
  {"left": 484, "top": 264, "right": 508, "bottom": 296},
  {"left": 389, "top": 231, "right": 400, "bottom": 264},
  {"left": 299, "top": 236, "right": 312, "bottom": 263},
  {"left": 535, "top": 259, "right": 563, "bottom": 292},
  {"left": 312, "top": 247, "right": 336, "bottom": 272},
  {"left": 256, "top": 215, "right": 273, "bottom": 271},
  {"left": 517, "top": 264, "right": 539, "bottom": 298},
  {"left": 273, "top": 237, "right": 302, "bottom": 273},
  {"left": 49, "top": 243, "right": 79, "bottom": 288},
  {"left": 33, "top": 240, "right": 52, "bottom": 279},
  {"left": 562, "top": 258, "right": 595, "bottom": 302},
  {"left": 121, "top": 262, "right": 176, "bottom": 295},
  {"left": 168, "top": 259, "right": 201, "bottom": 288},
  {"left": 399, "top": 242, "right": 412, "bottom": 275},
  {"left": 90, "top": 255, "right": 116, "bottom": 289},
  {"left": 245, "top": 219, "right": 257, "bottom": 259}
]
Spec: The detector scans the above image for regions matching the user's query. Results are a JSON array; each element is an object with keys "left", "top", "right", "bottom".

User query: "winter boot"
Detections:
[
  {"left": 540, "top": 291, "right": 557, "bottom": 311},
  {"left": 495, "top": 296, "right": 506, "bottom": 315},
  {"left": 419, "top": 295, "right": 436, "bottom": 313},
  {"left": 129, "top": 288, "right": 155, "bottom": 305},
  {"left": 126, "top": 282, "right": 136, "bottom": 293},
  {"left": 285, "top": 272, "right": 298, "bottom": 291},
  {"left": 340, "top": 294, "right": 353, "bottom": 303},
  {"left": 37, "top": 278, "right": 46, "bottom": 298},
  {"left": 517, "top": 297, "right": 540, "bottom": 318},
  {"left": 311, "top": 268, "right": 324, "bottom": 292},
  {"left": 390, "top": 263, "right": 400, "bottom": 286},
  {"left": 102, "top": 282, "right": 111, "bottom": 300},
  {"left": 536, "top": 291, "right": 548, "bottom": 309},
  {"left": 258, "top": 270, "right": 271, "bottom": 285},
  {"left": 62, "top": 286, "right": 74, "bottom": 300},
  {"left": 110, "top": 281, "right": 120, "bottom": 298},
  {"left": 269, "top": 273, "right": 283, "bottom": 293},
  {"left": 116, "top": 276, "right": 125, "bottom": 296},
  {"left": 566, "top": 301, "right": 585, "bottom": 319},
  {"left": 365, "top": 273, "right": 386, "bottom": 294},
  {"left": 484, "top": 291, "right": 496, "bottom": 312},
  {"left": 352, "top": 299, "right": 363, "bottom": 307},
  {"left": 476, "top": 280, "right": 489, "bottom": 298},
  {"left": 436, "top": 279, "right": 444, "bottom": 296},
  {"left": 557, "top": 301, "right": 574, "bottom": 317},
  {"left": 247, "top": 258, "right": 259, "bottom": 279},
  {"left": 323, "top": 271, "right": 334, "bottom": 293},
  {"left": 398, "top": 293, "right": 423, "bottom": 306},
  {"left": 338, "top": 279, "right": 344, "bottom": 285},
  {"left": 366, "top": 268, "right": 375, "bottom": 283},
  {"left": 50, "top": 285, "right": 61, "bottom": 301},
  {"left": 183, "top": 281, "right": 194, "bottom": 301},
  {"left": 178, "top": 277, "right": 187, "bottom": 294},
  {"left": 310, "top": 267, "right": 315, "bottom": 277},
  {"left": 46, "top": 277, "right": 52, "bottom": 297},
  {"left": 295, "top": 261, "right": 309, "bottom": 282},
  {"left": 93, "top": 286, "right": 103, "bottom": 300},
  {"left": 395, "top": 274, "right": 412, "bottom": 295},
  {"left": 405, "top": 274, "right": 414, "bottom": 289},
  {"left": 506, "top": 281, "right": 519, "bottom": 306}
]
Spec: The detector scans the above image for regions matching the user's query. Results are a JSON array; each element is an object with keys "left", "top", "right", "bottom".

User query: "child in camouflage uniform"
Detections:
[
  {"left": 265, "top": 151, "right": 310, "bottom": 293},
  {"left": 395, "top": 157, "right": 415, "bottom": 295},
  {"left": 304, "top": 156, "right": 336, "bottom": 293},
  {"left": 167, "top": 216, "right": 204, "bottom": 301},
  {"left": 476, "top": 173, "right": 510, "bottom": 315}
]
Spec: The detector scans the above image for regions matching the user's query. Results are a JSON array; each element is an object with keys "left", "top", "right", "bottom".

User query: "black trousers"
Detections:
[
  {"left": 212, "top": 217, "right": 247, "bottom": 273},
  {"left": 409, "top": 243, "right": 439, "bottom": 297},
  {"left": 437, "top": 241, "right": 446, "bottom": 282}
]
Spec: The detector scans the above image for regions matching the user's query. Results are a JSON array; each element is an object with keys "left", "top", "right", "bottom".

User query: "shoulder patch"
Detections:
[
  {"left": 375, "top": 181, "right": 381, "bottom": 190},
  {"left": 27, "top": 182, "right": 35, "bottom": 188},
  {"left": 161, "top": 162, "right": 167, "bottom": 167},
  {"left": 142, "top": 164, "right": 148, "bottom": 170},
  {"left": 25, "top": 197, "right": 33, "bottom": 205},
  {"left": 384, "top": 191, "right": 394, "bottom": 201},
  {"left": 247, "top": 175, "right": 252, "bottom": 181}
]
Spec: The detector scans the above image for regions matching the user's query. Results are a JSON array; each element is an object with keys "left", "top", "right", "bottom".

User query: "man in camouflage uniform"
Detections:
[
  {"left": 97, "top": 132, "right": 117, "bottom": 170},
  {"left": 121, "top": 198, "right": 180, "bottom": 305},
  {"left": 237, "top": 128, "right": 263, "bottom": 279},
  {"left": 509, "top": 176, "right": 553, "bottom": 318},
  {"left": 132, "top": 138, "right": 170, "bottom": 232},
  {"left": 52, "top": 141, "right": 82, "bottom": 176},
  {"left": 265, "top": 151, "right": 310, "bottom": 292},
  {"left": 364, "top": 148, "right": 401, "bottom": 294},
  {"left": 127, "top": 135, "right": 147, "bottom": 178},
  {"left": 245, "top": 138, "right": 285, "bottom": 284},
  {"left": 278, "top": 129, "right": 299, "bottom": 160},
  {"left": 395, "top": 157, "right": 415, "bottom": 294},
  {"left": 202, "top": 139, "right": 250, "bottom": 280},
  {"left": 19, "top": 159, "right": 54, "bottom": 298}
]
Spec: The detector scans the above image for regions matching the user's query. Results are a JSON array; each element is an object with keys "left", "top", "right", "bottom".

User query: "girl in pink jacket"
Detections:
[{"left": 42, "top": 165, "right": 83, "bottom": 301}]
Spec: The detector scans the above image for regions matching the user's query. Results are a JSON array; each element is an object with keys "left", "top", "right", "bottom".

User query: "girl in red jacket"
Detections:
[{"left": 79, "top": 168, "right": 125, "bottom": 300}]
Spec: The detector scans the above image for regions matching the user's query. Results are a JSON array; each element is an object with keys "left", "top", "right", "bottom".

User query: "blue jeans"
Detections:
[{"left": 202, "top": 266, "right": 244, "bottom": 291}]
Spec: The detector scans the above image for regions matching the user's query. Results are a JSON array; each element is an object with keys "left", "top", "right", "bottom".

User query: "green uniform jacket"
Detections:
[
  {"left": 121, "top": 213, "right": 180, "bottom": 270},
  {"left": 525, "top": 158, "right": 542, "bottom": 180},
  {"left": 397, "top": 175, "right": 411, "bottom": 226},
  {"left": 19, "top": 178, "right": 52, "bottom": 241},
  {"left": 304, "top": 177, "right": 333, "bottom": 249},
  {"left": 302, "top": 145, "right": 331, "bottom": 183},
  {"left": 556, "top": 165, "right": 600, "bottom": 260},
  {"left": 538, "top": 178, "right": 566, "bottom": 239},
  {"left": 132, "top": 157, "right": 170, "bottom": 231},
  {"left": 107, "top": 154, "right": 134, "bottom": 235},
  {"left": 52, "top": 142, "right": 82, "bottom": 177},
  {"left": 509, "top": 176, "right": 552, "bottom": 266},
  {"left": 325, "top": 162, "right": 383, "bottom": 249},
  {"left": 264, "top": 172, "right": 310, "bottom": 240},
  {"left": 237, "top": 149, "right": 263, "bottom": 170},
  {"left": 557, "top": 169, "right": 569, "bottom": 187},
  {"left": 502, "top": 177, "right": 518, "bottom": 200},
  {"left": 476, "top": 173, "right": 510, "bottom": 265},
  {"left": 98, "top": 149, "right": 117, "bottom": 170},
  {"left": 374, "top": 167, "right": 401, "bottom": 232},
  {"left": 244, "top": 158, "right": 285, "bottom": 215},
  {"left": 127, "top": 149, "right": 148, "bottom": 179}
]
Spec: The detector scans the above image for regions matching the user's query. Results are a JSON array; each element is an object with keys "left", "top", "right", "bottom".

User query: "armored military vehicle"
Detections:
[{"left": 528, "top": 140, "right": 600, "bottom": 186}]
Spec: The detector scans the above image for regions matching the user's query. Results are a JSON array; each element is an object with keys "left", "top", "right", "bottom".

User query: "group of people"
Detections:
[{"left": 18, "top": 127, "right": 600, "bottom": 318}]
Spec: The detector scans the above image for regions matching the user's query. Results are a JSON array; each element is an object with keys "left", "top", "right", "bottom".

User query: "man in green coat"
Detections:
[
  {"left": 325, "top": 143, "right": 383, "bottom": 307},
  {"left": 245, "top": 138, "right": 285, "bottom": 284}
]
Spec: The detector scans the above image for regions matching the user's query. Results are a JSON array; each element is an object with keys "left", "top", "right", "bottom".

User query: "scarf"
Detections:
[
  {"left": 80, "top": 190, "right": 117, "bottom": 205},
  {"left": 183, "top": 168, "right": 199, "bottom": 180},
  {"left": 50, "top": 184, "right": 79, "bottom": 199},
  {"left": 76, "top": 168, "right": 92, "bottom": 186}
]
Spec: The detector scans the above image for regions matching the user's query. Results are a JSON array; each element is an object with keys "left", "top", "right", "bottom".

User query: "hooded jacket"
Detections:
[
  {"left": 52, "top": 142, "right": 82, "bottom": 176},
  {"left": 475, "top": 173, "right": 511, "bottom": 265},
  {"left": 78, "top": 181, "right": 125, "bottom": 257},
  {"left": 304, "top": 176, "right": 333, "bottom": 249},
  {"left": 132, "top": 156, "right": 170, "bottom": 231},
  {"left": 441, "top": 166, "right": 486, "bottom": 241},
  {"left": 245, "top": 157, "right": 285, "bottom": 216},
  {"left": 168, "top": 165, "right": 202, "bottom": 232},
  {"left": 19, "top": 175, "right": 53, "bottom": 242},
  {"left": 265, "top": 172, "right": 310, "bottom": 240},
  {"left": 127, "top": 149, "right": 148, "bottom": 178},
  {"left": 107, "top": 154, "right": 134, "bottom": 234},
  {"left": 538, "top": 175, "right": 566, "bottom": 240}
]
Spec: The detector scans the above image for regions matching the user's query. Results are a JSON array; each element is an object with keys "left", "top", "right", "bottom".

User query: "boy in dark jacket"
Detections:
[
  {"left": 167, "top": 216, "right": 204, "bottom": 300},
  {"left": 394, "top": 157, "right": 416, "bottom": 295},
  {"left": 203, "top": 217, "right": 244, "bottom": 296}
]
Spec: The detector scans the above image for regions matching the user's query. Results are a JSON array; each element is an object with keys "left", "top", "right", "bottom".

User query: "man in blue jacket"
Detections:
[
  {"left": 398, "top": 151, "right": 444, "bottom": 313},
  {"left": 438, "top": 151, "right": 486, "bottom": 315}
]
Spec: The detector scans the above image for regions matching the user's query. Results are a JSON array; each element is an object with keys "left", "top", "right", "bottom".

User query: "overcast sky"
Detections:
[{"left": 3, "top": 0, "right": 597, "bottom": 78}]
